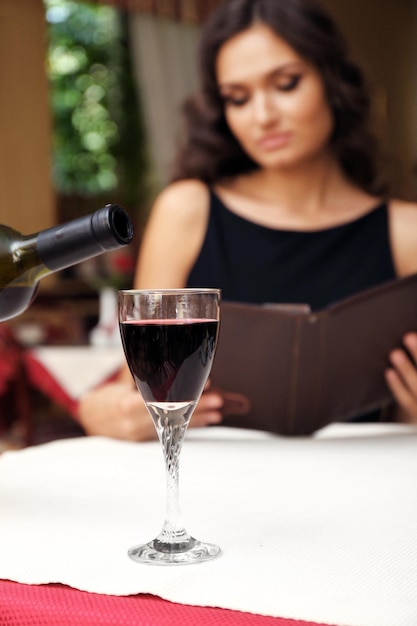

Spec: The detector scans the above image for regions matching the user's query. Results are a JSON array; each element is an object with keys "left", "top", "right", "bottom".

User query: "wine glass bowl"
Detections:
[{"left": 118, "top": 288, "right": 221, "bottom": 565}]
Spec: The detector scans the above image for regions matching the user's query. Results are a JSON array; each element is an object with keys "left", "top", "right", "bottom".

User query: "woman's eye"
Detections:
[
  {"left": 223, "top": 95, "right": 248, "bottom": 107},
  {"left": 276, "top": 75, "right": 301, "bottom": 92}
]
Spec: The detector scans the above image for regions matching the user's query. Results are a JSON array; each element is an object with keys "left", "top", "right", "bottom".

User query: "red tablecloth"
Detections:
[
  {"left": 24, "top": 351, "right": 80, "bottom": 418},
  {"left": 23, "top": 349, "right": 121, "bottom": 419},
  {"left": 0, "top": 581, "right": 331, "bottom": 626}
]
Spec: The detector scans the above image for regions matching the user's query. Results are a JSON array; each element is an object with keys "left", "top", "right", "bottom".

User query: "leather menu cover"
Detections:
[{"left": 210, "top": 272, "right": 417, "bottom": 435}]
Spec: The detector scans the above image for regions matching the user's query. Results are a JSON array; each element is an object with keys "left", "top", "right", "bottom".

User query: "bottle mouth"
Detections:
[
  {"left": 93, "top": 204, "right": 134, "bottom": 248},
  {"left": 108, "top": 205, "right": 134, "bottom": 245}
]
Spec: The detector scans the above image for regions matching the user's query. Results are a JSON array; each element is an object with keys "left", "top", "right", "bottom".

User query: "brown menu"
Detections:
[{"left": 210, "top": 272, "right": 417, "bottom": 436}]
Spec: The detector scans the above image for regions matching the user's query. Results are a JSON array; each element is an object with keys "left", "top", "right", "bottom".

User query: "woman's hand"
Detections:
[
  {"left": 385, "top": 332, "right": 417, "bottom": 423},
  {"left": 77, "top": 381, "right": 224, "bottom": 442},
  {"left": 78, "top": 381, "right": 156, "bottom": 441}
]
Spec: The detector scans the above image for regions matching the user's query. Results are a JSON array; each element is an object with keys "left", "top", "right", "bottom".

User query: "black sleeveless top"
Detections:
[
  {"left": 187, "top": 190, "right": 397, "bottom": 311},
  {"left": 188, "top": 191, "right": 397, "bottom": 424}
]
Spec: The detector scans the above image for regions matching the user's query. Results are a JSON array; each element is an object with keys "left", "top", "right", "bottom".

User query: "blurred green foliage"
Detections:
[{"left": 44, "top": 0, "right": 150, "bottom": 213}]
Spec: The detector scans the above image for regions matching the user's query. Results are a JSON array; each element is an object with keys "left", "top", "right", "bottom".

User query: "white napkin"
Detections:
[
  {"left": 27, "top": 346, "right": 125, "bottom": 399},
  {"left": 0, "top": 424, "right": 416, "bottom": 626}
]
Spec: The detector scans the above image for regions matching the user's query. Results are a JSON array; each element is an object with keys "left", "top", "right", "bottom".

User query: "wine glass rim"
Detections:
[{"left": 118, "top": 288, "right": 221, "bottom": 296}]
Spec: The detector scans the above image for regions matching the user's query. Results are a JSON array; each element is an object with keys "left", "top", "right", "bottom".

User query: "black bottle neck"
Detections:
[{"left": 37, "top": 204, "right": 133, "bottom": 272}]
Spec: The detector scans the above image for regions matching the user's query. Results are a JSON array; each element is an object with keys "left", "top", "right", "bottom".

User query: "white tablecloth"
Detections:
[{"left": 0, "top": 424, "right": 416, "bottom": 626}]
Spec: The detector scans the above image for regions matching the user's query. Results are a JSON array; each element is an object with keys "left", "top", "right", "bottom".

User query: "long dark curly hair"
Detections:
[{"left": 170, "top": 0, "right": 386, "bottom": 195}]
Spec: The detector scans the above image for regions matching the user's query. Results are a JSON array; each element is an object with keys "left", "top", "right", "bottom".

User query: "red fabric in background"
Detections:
[
  {"left": 23, "top": 352, "right": 79, "bottom": 418},
  {"left": 0, "top": 325, "right": 21, "bottom": 396},
  {"left": 23, "top": 351, "right": 120, "bottom": 421},
  {"left": 0, "top": 581, "right": 333, "bottom": 626}
]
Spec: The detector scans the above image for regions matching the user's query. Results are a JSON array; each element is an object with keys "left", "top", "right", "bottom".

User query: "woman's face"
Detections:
[{"left": 216, "top": 23, "right": 334, "bottom": 171}]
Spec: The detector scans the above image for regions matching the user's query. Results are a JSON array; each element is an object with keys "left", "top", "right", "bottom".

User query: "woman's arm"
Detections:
[{"left": 385, "top": 199, "right": 417, "bottom": 422}]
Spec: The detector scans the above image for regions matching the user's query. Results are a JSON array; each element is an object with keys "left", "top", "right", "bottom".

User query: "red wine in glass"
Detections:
[{"left": 118, "top": 289, "right": 221, "bottom": 565}]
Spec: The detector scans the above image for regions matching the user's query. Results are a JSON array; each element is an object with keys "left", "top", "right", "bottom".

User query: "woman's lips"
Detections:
[{"left": 257, "top": 132, "right": 292, "bottom": 150}]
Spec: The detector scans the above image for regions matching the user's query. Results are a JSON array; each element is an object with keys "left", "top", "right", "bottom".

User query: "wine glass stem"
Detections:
[{"left": 154, "top": 419, "right": 194, "bottom": 551}]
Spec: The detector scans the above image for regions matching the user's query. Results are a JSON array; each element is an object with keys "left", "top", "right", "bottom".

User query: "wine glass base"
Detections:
[{"left": 128, "top": 537, "right": 222, "bottom": 565}]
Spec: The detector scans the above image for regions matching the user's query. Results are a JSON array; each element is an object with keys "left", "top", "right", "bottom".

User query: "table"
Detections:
[
  {"left": 0, "top": 580, "right": 324, "bottom": 626},
  {"left": 0, "top": 424, "right": 416, "bottom": 626}
]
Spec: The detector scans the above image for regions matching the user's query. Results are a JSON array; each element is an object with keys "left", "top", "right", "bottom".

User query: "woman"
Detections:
[{"left": 78, "top": 0, "right": 417, "bottom": 440}]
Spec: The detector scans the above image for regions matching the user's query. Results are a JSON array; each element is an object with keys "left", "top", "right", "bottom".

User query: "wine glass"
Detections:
[{"left": 118, "top": 288, "right": 222, "bottom": 565}]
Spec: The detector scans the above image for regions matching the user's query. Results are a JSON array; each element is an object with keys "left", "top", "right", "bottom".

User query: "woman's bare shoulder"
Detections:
[
  {"left": 390, "top": 197, "right": 417, "bottom": 213},
  {"left": 135, "top": 180, "right": 211, "bottom": 288},
  {"left": 153, "top": 179, "right": 210, "bottom": 221},
  {"left": 390, "top": 198, "right": 417, "bottom": 231},
  {"left": 389, "top": 198, "right": 417, "bottom": 276}
]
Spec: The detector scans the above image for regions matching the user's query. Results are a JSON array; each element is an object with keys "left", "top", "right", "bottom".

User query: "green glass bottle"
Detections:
[{"left": 0, "top": 204, "right": 133, "bottom": 322}]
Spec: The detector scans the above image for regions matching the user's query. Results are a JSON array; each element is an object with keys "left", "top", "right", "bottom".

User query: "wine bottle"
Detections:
[{"left": 0, "top": 204, "right": 133, "bottom": 322}]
